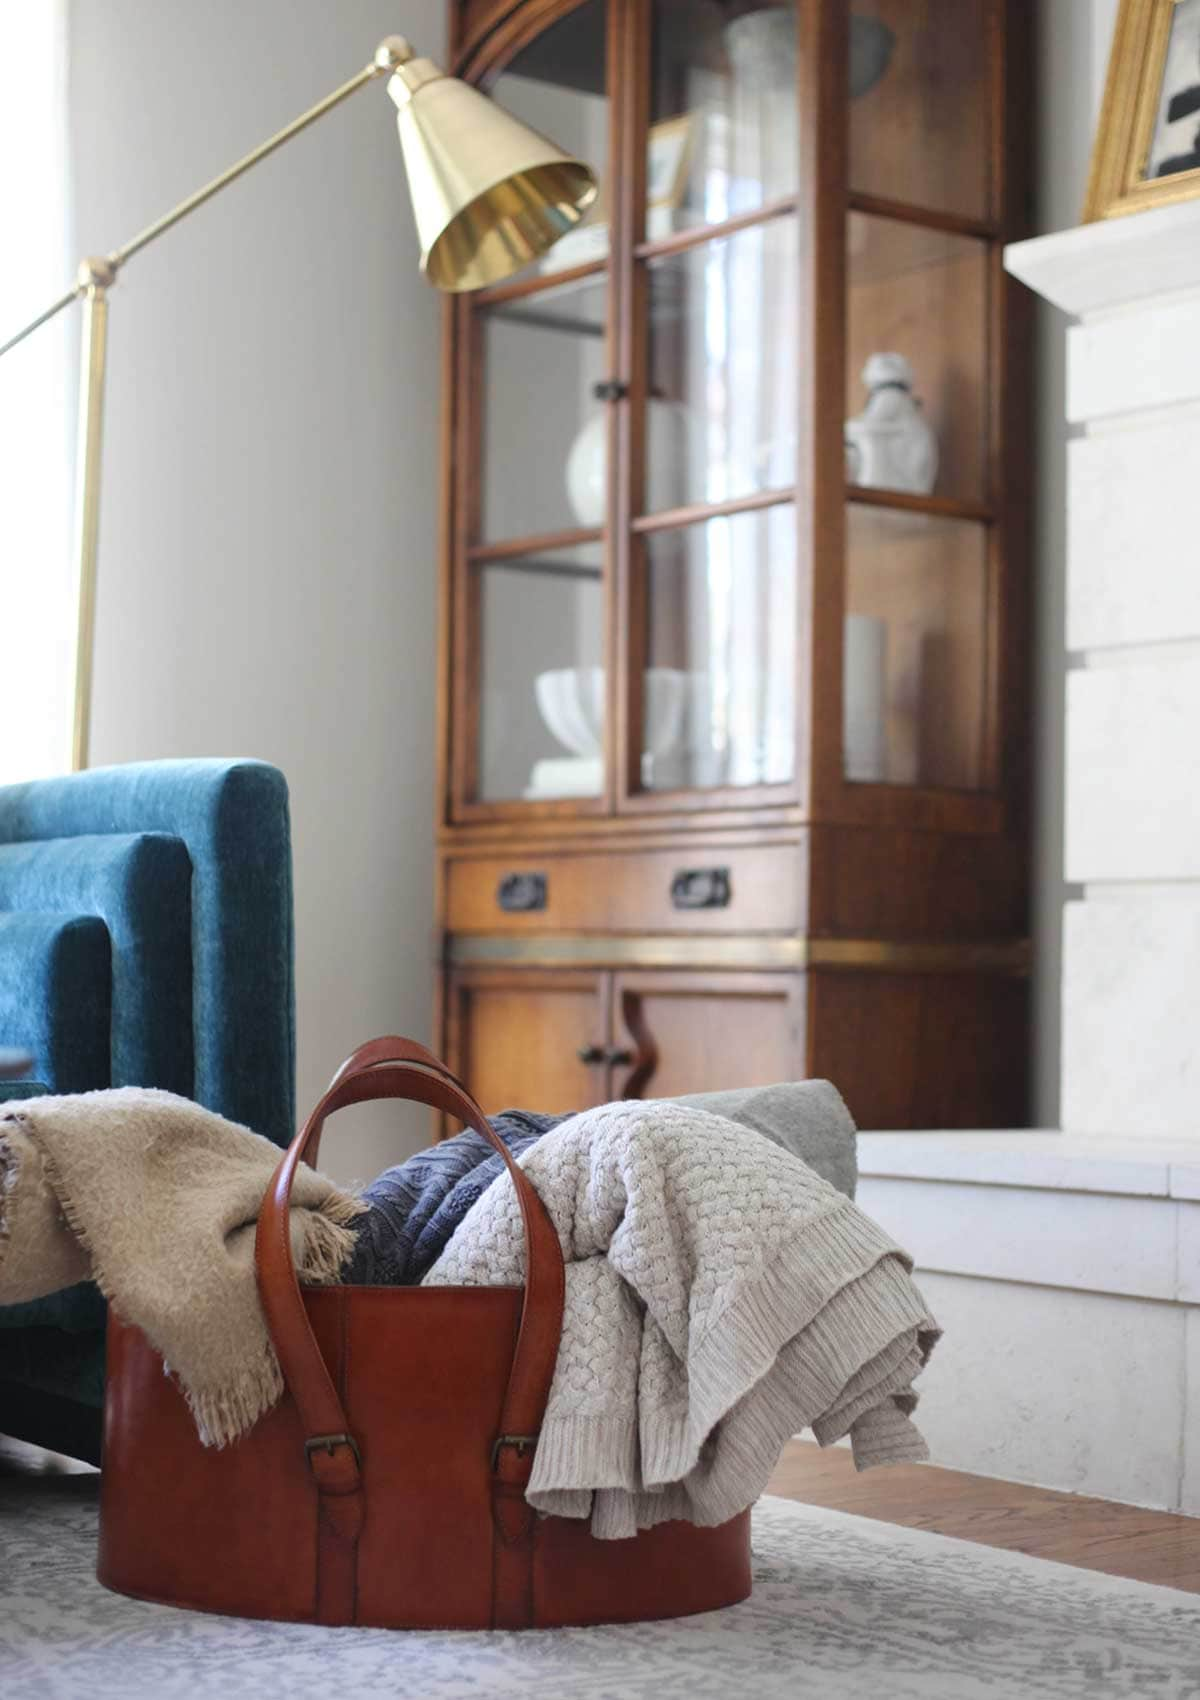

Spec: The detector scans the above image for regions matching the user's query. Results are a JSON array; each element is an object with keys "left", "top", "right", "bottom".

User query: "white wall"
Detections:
[
  {"left": 1030, "top": 0, "right": 1117, "bottom": 1126},
  {"left": 68, "top": 0, "right": 445, "bottom": 1182}
]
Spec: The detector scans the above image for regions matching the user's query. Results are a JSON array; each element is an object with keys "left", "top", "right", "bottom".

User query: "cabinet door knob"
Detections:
[
  {"left": 670, "top": 867, "right": 731, "bottom": 910},
  {"left": 577, "top": 1044, "right": 606, "bottom": 1065},
  {"left": 605, "top": 1047, "right": 633, "bottom": 1067},
  {"left": 592, "top": 378, "right": 629, "bottom": 402},
  {"left": 497, "top": 871, "right": 547, "bottom": 912}
]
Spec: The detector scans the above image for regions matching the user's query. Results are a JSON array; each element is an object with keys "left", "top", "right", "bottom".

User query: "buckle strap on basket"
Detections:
[
  {"left": 305, "top": 1432, "right": 362, "bottom": 1473},
  {"left": 491, "top": 1432, "right": 538, "bottom": 1472},
  {"left": 490, "top": 1432, "right": 539, "bottom": 1621}
]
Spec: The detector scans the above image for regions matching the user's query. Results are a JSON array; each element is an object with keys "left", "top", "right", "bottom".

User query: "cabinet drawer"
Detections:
[{"left": 444, "top": 845, "right": 804, "bottom": 935}]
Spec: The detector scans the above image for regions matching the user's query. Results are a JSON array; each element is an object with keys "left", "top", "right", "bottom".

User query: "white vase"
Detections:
[
  {"left": 723, "top": 8, "right": 798, "bottom": 205},
  {"left": 565, "top": 398, "right": 694, "bottom": 527},
  {"left": 843, "top": 614, "right": 887, "bottom": 783},
  {"left": 844, "top": 352, "right": 938, "bottom": 496}
]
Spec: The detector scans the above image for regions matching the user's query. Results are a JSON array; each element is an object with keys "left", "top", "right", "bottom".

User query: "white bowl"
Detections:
[
  {"left": 535, "top": 667, "right": 687, "bottom": 759},
  {"left": 535, "top": 667, "right": 604, "bottom": 758}
]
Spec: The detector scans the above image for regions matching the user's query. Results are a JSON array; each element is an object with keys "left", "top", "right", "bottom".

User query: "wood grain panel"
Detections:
[
  {"left": 444, "top": 843, "right": 807, "bottom": 934},
  {"left": 807, "top": 825, "right": 1026, "bottom": 939},
  {"left": 615, "top": 970, "right": 803, "bottom": 1098},
  {"left": 446, "top": 968, "right": 608, "bottom": 1114},
  {"left": 768, "top": 1439, "right": 1200, "bottom": 1593},
  {"left": 847, "top": 0, "right": 993, "bottom": 222},
  {"left": 808, "top": 968, "right": 1027, "bottom": 1130}
]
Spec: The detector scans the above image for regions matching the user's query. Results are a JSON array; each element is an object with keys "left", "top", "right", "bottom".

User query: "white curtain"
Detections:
[{"left": 0, "top": 0, "right": 74, "bottom": 781}]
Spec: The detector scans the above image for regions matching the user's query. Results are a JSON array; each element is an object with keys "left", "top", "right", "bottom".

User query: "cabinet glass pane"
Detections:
[
  {"left": 477, "top": 545, "right": 604, "bottom": 802},
  {"left": 846, "top": 215, "right": 988, "bottom": 505},
  {"left": 645, "top": 217, "right": 798, "bottom": 513},
  {"left": 641, "top": 506, "right": 795, "bottom": 790},
  {"left": 848, "top": 0, "right": 991, "bottom": 220},
  {"left": 481, "top": 276, "right": 608, "bottom": 542},
  {"left": 648, "top": 0, "right": 797, "bottom": 237},
  {"left": 487, "top": 0, "right": 609, "bottom": 281},
  {"left": 844, "top": 505, "right": 989, "bottom": 791}
]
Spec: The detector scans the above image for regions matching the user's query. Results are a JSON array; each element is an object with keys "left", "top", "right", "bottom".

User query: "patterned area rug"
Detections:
[{"left": 3, "top": 1471, "right": 1199, "bottom": 1699}]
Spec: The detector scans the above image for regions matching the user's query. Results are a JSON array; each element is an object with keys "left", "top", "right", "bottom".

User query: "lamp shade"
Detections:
[{"left": 388, "top": 59, "right": 599, "bottom": 291}]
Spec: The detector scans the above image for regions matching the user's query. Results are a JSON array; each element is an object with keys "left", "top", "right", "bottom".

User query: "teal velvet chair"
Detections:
[{"left": 0, "top": 758, "right": 295, "bottom": 1462}]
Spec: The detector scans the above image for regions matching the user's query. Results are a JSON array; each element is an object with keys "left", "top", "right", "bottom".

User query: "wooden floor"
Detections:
[{"left": 768, "top": 1439, "right": 1200, "bottom": 1594}]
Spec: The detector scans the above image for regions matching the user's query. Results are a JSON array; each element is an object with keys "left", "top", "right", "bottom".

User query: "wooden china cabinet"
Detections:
[{"left": 434, "top": 0, "right": 1032, "bottom": 1128}]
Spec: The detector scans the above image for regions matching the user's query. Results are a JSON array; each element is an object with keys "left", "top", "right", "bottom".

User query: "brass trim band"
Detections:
[{"left": 446, "top": 933, "right": 1032, "bottom": 975}]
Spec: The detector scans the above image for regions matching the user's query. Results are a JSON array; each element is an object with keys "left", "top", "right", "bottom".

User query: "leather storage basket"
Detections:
[{"left": 98, "top": 1037, "right": 753, "bottom": 1628}]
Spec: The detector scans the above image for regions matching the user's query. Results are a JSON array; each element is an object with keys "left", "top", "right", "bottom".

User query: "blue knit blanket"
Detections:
[{"left": 342, "top": 1110, "right": 568, "bottom": 1287}]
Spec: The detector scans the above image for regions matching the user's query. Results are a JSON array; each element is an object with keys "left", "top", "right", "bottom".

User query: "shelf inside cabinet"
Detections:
[
  {"left": 476, "top": 554, "right": 603, "bottom": 583},
  {"left": 847, "top": 210, "right": 982, "bottom": 285},
  {"left": 483, "top": 269, "right": 608, "bottom": 338},
  {"left": 846, "top": 486, "right": 993, "bottom": 525},
  {"left": 628, "top": 485, "right": 992, "bottom": 535}
]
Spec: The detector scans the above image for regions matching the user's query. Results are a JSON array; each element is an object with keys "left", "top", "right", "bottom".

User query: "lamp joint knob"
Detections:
[
  {"left": 76, "top": 256, "right": 118, "bottom": 292},
  {"left": 373, "top": 36, "right": 415, "bottom": 74}
]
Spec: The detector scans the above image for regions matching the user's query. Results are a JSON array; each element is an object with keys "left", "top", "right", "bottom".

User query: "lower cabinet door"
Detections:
[
  {"left": 444, "top": 967, "right": 610, "bottom": 1117},
  {"left": 613, "top": 971, "right": 804, "bottom": 1100}
]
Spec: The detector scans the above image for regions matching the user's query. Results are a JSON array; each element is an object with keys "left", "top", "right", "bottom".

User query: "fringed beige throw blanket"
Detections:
[
  {"left": 425, "top": 1100, "right": 941, "bottom": 1539},
  {"left": 0, "top": 1090, "right": 363, "bottom": 1445}
]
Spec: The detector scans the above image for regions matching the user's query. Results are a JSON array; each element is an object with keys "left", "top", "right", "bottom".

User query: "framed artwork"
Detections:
[
  {"left": 1085, "top": 0, "right": 1200, "bottom": 220},
  {"left": 646, "top": 115, "right": 695, "bottom": 212}
]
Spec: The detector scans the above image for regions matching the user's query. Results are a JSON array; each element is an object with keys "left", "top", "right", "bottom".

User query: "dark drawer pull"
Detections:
[
  {"left": 670, "top": 867, "right": 731, "bottom": 910},
  {"left": 592, "top": 378, "right": 629, "bottom": 402},
  {"left": 577, "top": 1045, "right": 633, "bottom": 1067},
  {"left": 497, "top": 872, "right": 547, "bottom": 913}
]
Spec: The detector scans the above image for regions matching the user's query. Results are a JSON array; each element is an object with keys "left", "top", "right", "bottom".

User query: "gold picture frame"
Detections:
[
  {"left": 1084, "top": 0, "right": 1200, "bottom": 221},
  {"left": 646, "top": 115, "right": 695, "bottom": 212}
]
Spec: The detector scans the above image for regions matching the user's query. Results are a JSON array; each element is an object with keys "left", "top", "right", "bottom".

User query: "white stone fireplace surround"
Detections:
[{"left": 857, "top": 199, "right": 1200, "bottom": 1515}]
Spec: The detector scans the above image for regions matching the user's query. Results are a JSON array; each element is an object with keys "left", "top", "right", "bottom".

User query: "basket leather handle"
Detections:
[
  {"left": 325, "top": 1033, "right": 461, "bottom": 1095},
  {"left": 254, "top": 1042, "right": 566, "bottom": 1568}
]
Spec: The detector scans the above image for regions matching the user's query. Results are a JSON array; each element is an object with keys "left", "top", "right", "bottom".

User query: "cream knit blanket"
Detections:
[
  {"left": 425, "top": 1100, "right": 940, "bottom": 1539},
  {"left": 0, "top": 1090, "right": 364, "bottom": 1446}
]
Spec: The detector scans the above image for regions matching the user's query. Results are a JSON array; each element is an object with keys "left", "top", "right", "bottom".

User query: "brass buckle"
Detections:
[
  {"left": 304, "top": 1432, "right": 361, "bottom": 1471},
  {"left": 491, "top": 1433, "right": 538, "bottom": 1471}
]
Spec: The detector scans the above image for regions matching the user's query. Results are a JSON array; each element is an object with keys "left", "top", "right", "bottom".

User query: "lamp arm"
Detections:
[
  {"left": 0, "top": 36, "right": 415, "bottom": 359},
  {"left": 0, "top": 286, "right": 82, "bottom": 360},
  {"left": 0, "top": 33, "right": 416, "bottom": 774}
]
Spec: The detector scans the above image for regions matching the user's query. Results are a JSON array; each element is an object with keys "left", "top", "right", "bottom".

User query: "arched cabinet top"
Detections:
[{"left": 453, "top": 0, "right": 601, "bottom": 82}]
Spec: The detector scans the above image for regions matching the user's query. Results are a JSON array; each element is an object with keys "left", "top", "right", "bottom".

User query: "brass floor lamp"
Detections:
[{"left": 0, "top": 34, "right": 596, "bottom": 771}]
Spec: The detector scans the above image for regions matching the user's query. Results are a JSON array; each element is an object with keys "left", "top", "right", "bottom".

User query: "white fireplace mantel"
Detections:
[
  {"left": 1004, "top": 196, "right": 1200, "bottom": 318},
  {"left": 854, "top": 201, "right": 1200, "bottom": 1516}
]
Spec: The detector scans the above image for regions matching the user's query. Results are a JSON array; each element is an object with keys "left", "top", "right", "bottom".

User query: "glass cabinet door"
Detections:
[
  {"left": 462, "top": 0, "right": 612, "bottom": 808},
  {"left": 629, "top": 0, "right": 801, "bottom": 803},
  {"left": 840, "top": 0, "right": 998, "bottom": 798},
  {"left": 453, "top": 0, "right": 1007, "bottom": 819},
  {"left": 648, "top": 0, "right": 800, "bottom": 235}
]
